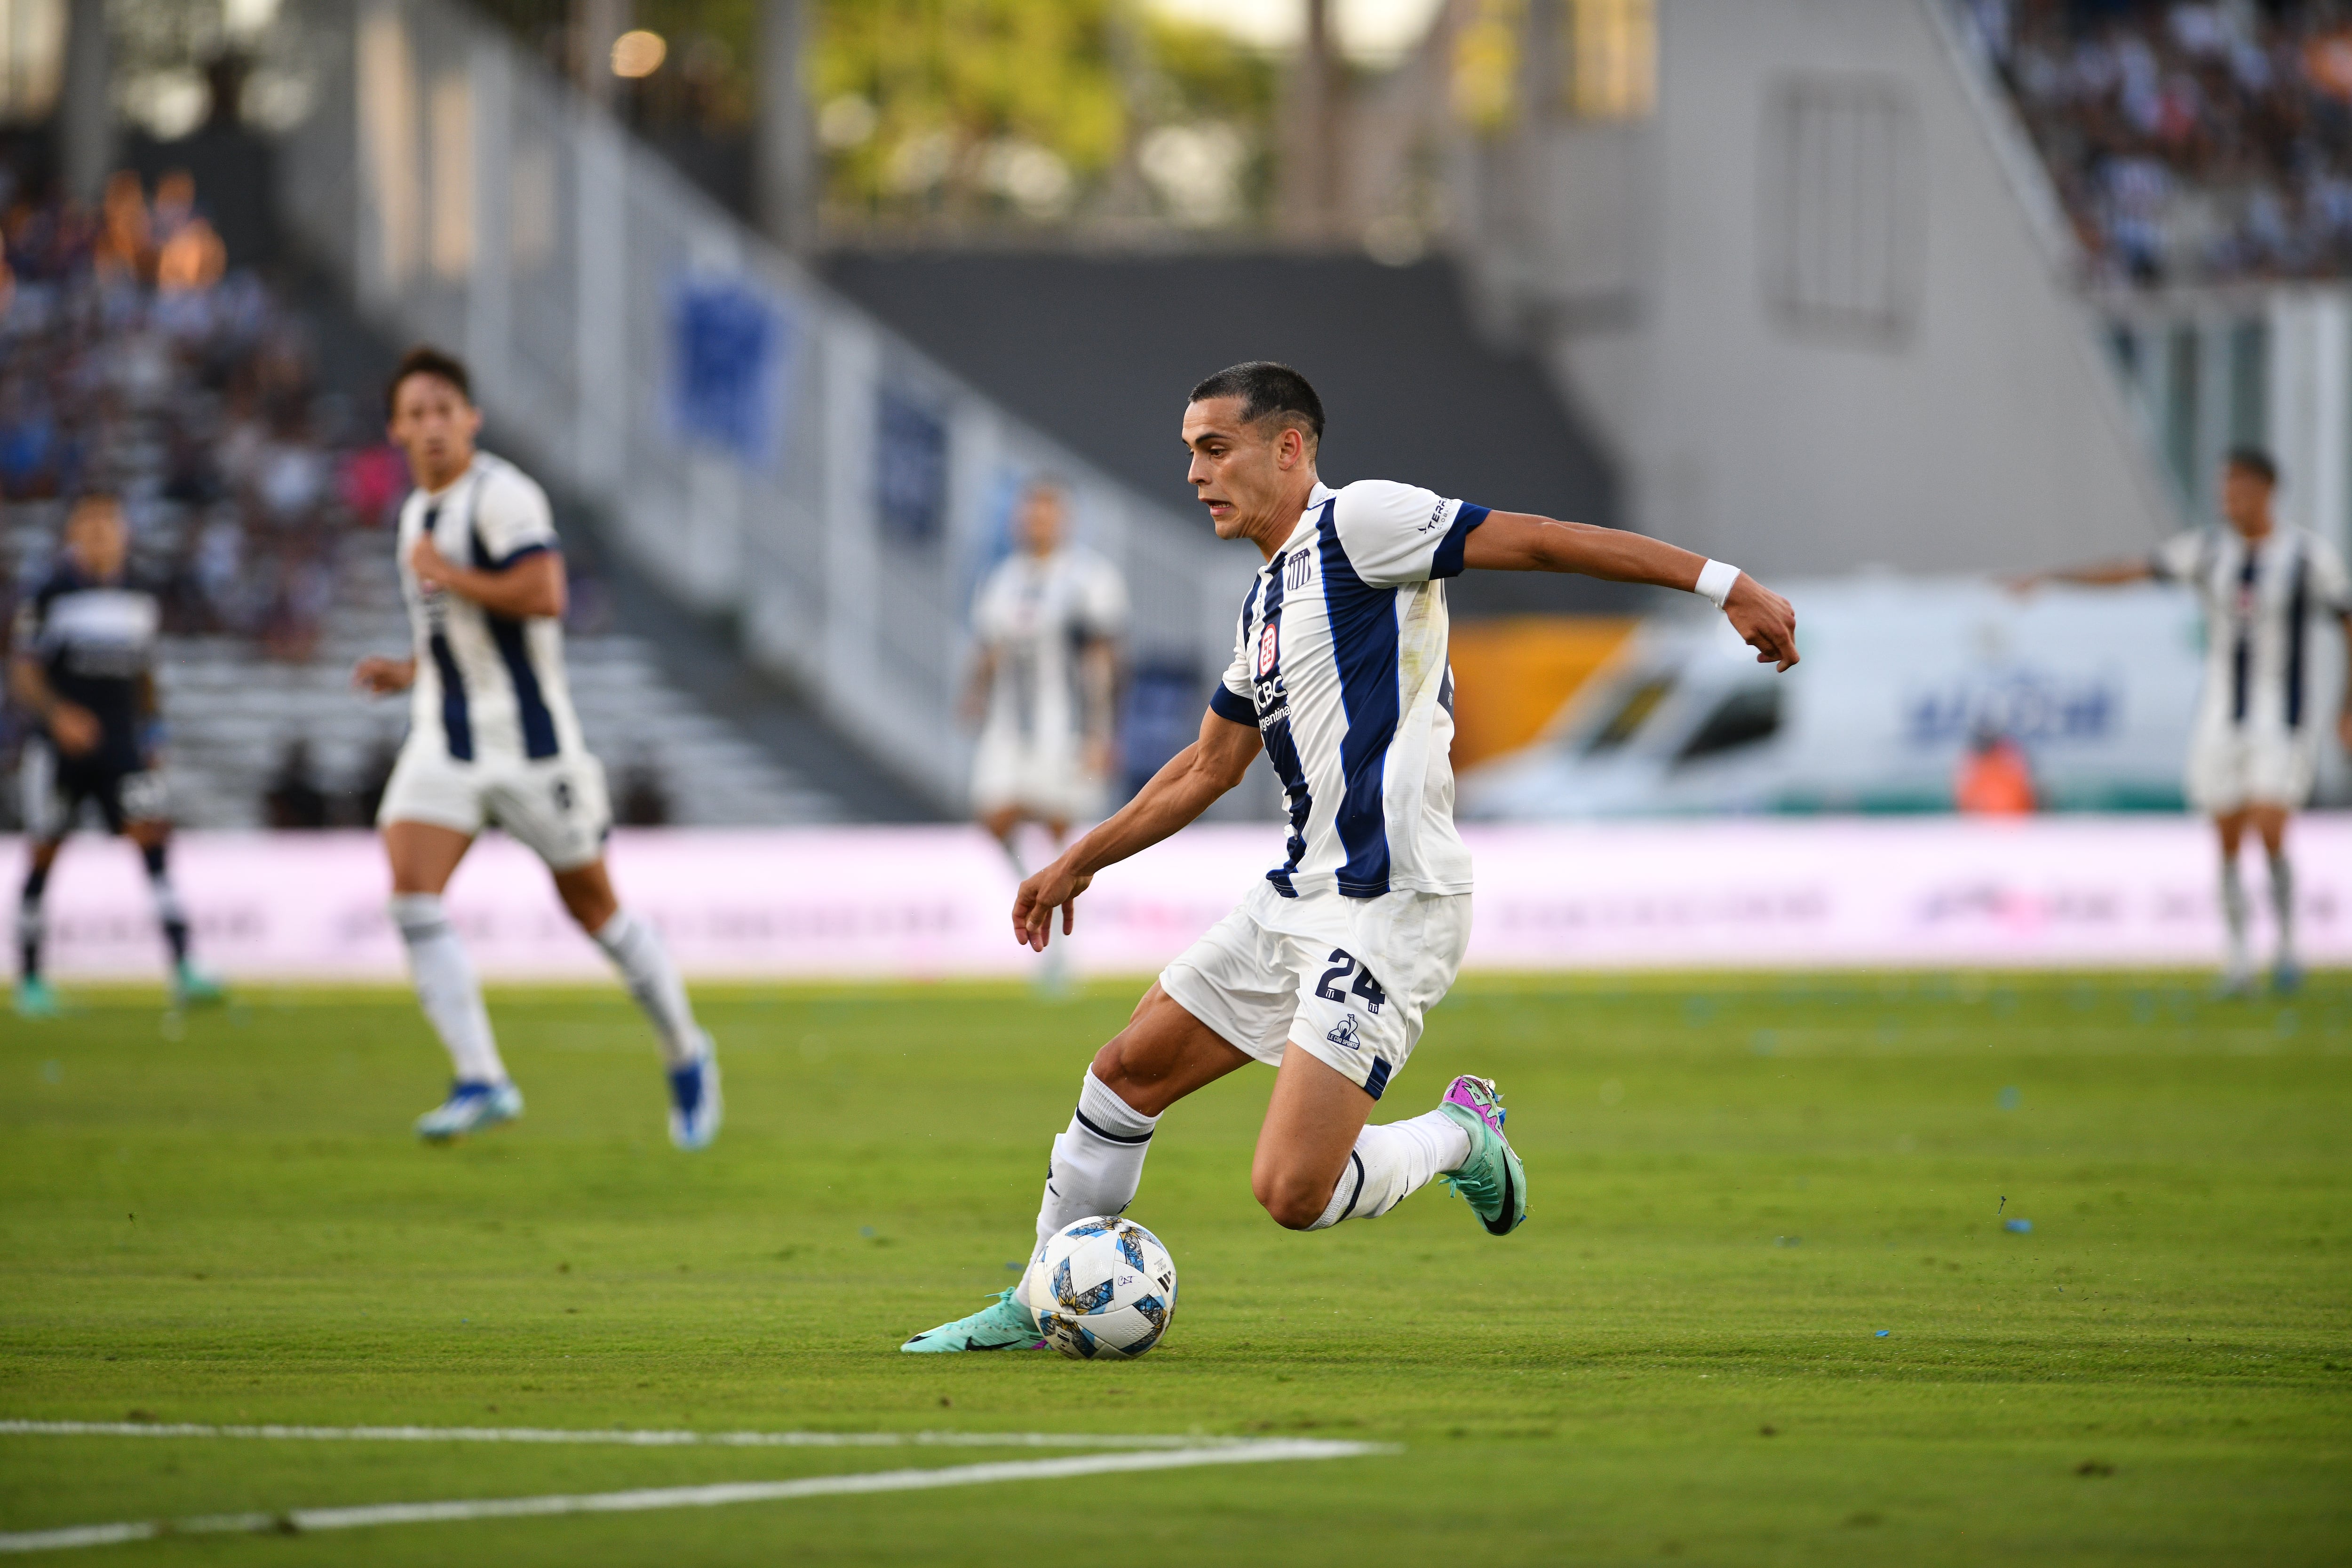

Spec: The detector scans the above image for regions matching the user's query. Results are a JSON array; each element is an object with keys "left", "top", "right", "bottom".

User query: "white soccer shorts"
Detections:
[
  {"left": 2184, "top": 724, "right": 2318, "bottom": 814},
  {"left": 377, "top": 740, "right": 612, "bottom": 871},
  {"left": 970, "top": 724, "right": 1104, "bottom": 824},
  {"left": 1158, "top": 880, "right": 1472, "bottom": 1102}
]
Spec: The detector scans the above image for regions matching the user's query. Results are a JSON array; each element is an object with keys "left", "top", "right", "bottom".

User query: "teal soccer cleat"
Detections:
[
  {"left": 14, "top": 976, "right": 60, "bottom": 1019},
  {"left": 1435, "top": 1075, "right": 1528, "bottom": 1235},
  {"left": 900, "top": 1288, "right": 1045, "bottom": 1353},
  {"left": 414, "top": 1081, "right": 524, "bottom": 1143},
  {"left": 171, "top": 962, "right": 227, "bottom": 1008}
]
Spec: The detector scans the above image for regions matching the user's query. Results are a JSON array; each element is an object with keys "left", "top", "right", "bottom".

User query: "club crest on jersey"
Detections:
[
  {"left": 1326, "top": 1013, "right": 1362, "bottom": 1051},
  {"left": 1256, "top": 621, "right": 1279, "bottom": 677}
]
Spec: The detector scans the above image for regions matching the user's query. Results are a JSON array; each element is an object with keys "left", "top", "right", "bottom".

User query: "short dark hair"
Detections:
[
  {"left": 1187, "top": 361, "right": 1325, "bottom": 445},
  {"left": 386, "top": 345, "right": 473, "bottom": 414},
  {"left": 2225, "top": 446, "right": 2278, "bottom": 486}
]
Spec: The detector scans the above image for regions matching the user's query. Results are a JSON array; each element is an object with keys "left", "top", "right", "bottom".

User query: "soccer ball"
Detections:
[{"left": 1019, "top": 1216, "right": 1177, "bottom": 1361}]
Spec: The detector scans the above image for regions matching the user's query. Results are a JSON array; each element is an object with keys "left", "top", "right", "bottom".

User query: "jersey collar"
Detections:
[{"left": 1266, "top": 482, "right": 1338, "bottom": 565}]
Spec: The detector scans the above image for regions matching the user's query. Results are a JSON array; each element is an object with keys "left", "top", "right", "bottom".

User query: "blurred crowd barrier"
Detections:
[
  {"left": 4, "top": 817, "right": 2343, "bottom": 981},
  {"left": 274, "top": 0, "right": 1235, "bottom": 811}
]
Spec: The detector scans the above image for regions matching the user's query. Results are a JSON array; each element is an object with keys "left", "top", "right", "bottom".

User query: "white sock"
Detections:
[
  {"left": 2219, "top": 857, "right": 2250, "bottom": 974},
  {"left": 389, "top": 894, "right": 508, "bottom": 1085},
  {"left": 1035, "top": 1071, "right": 1157, "bottom": 1244},
  {"left": 592, "top": 909, "right": 704, "bottom": 1068},
  {"left": 1307, "top": 1109, "right": 1472, "bottom": 1230},
  {"left": 2268, "top": 850, "right": 2296, "bottom": 964}
]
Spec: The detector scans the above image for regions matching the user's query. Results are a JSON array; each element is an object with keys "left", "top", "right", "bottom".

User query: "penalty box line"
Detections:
[{"left": 0, "top": 1440, "right": 1391, "bottom": 1555}]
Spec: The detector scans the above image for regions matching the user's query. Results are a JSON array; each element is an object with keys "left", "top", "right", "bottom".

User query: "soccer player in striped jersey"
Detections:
[
  {"left": 2015, "top": 448, "right": 2352, "bottom": 993},
  {"left": 903, "top": 361, "right": 1799, "bottom": 1351},
  {"left": 354, "top": 347, "right": 720, "bottom": 1147}
]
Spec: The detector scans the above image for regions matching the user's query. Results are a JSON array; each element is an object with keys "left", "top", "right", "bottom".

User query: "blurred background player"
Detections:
[
  {"left": 2015, "top": 449, "right": 2352, "bottom": 993},
  {"left": 9, "top": 494, "right": 222, "bottom": 1016},
  {"left": 354, "top": 347, "right": 721, "bottom": 1146},
  {"left": 963, "top": 478, "right": 1128, "bottom": 871}
]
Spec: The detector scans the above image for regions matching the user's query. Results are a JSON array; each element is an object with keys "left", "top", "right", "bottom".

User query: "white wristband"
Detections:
[{"left": 1694, "top": 559, "right": 1741, "bottom": 610}]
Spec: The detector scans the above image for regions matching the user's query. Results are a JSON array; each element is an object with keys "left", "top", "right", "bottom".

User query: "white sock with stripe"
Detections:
[
  {"left": 1307, "top": 1110, "right": 1471, "bottom": 1230},
  {"left": 592, "top": 909, "right": 704, "bottom": 1068},
  {"left": 1034, "top": 1071, "right": 1157, "bottom": 1245},
  {"left": 389, "top": 894, "right": 508, "bottom": 1086},
  {"left": 2219, "top": 856, "right": 2250, "bottom": 975}
]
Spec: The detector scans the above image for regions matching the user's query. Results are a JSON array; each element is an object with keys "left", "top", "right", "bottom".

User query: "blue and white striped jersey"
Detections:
[
  {"left": 1208, "top": 480, "right": 1489, "bottom": 899},
  {"left": 395, "top": 452, "right": 587, "bottom": 765},
  {"left": 2151, "top": 525, "right": 2352, "bottom": 737}
]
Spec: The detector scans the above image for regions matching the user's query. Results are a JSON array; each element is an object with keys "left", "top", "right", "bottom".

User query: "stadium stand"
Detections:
[
  {"left": 1969, "top": 0, "right": 2352, "bottom": 285},
  {"left": 0, "top": 172, "right": 844, "bottom": 829}
]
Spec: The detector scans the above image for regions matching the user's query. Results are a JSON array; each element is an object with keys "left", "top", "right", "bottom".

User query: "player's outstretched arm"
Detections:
[
  {"left": 409, "top": 536, "right": 568, "bottom": 620},
  {"left": 1012, "top": 708, "right": 1261, "bottom": 951},
  {"left": 2005, "top": 559, "right": 2156, "bottom": 591},
  {"left": 1461, "top": 511, "right": 1800, "bottom": 671}
]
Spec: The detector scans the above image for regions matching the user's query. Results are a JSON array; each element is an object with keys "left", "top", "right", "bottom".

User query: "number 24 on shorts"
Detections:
[{"left": 1314, "top": 949, "right": 1386, "bottom": 1014}]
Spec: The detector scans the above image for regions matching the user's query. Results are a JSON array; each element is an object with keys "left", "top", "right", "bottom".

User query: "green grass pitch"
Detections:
[{"left": 3, "top": 971, "right": 2348, "bottom": 1564}]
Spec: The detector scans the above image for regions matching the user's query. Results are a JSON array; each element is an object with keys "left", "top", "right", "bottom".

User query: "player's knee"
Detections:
[{"left": 1253, "top": 1167, "right": 1331, "bottom": 1231}]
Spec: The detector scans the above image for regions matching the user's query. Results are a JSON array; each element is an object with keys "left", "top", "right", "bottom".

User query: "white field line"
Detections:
[
  {"left": 0, "top": 1440, "right": 1389, "bottom": 1555},
  {"left": 0, "top": 1419, "right": 1234, "bottom": 1451}
]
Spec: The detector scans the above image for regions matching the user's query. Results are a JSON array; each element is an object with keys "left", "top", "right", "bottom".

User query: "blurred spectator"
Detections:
[
  {"left": 1955, "top": 724, "right": 2039, "bottom": 814},
  {"left": 263, "top": 737, "right": 330, "bottom": 828},
  {"left": 618, "top": 748, "right": 672, "bottom": 825},
  {"left": 2, "top": 168, "right": 362, "bottom": 654},
  {"left": 1978, "top": 0, "right": 2352, "bottom": 285}
]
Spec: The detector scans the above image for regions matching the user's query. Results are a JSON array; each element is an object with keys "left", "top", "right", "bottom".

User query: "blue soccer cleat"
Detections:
[
  {"left": 667, "top": 1037, "right": 722, "bottom": 1151},
  {"left": 414, "top": 1081, "right": 524, "bottom": 1142},
  {"left": 900, "top": 1289, "right": 1045, "bottom": 1353}
]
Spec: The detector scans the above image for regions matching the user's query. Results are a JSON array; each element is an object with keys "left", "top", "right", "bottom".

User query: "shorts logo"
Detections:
[
  {"left": 1326, "top": 1012, "right": 1362, "bottom": 1051},
  {"left": 1256, "top": 621, "right": 1279, "bottom": 677}
]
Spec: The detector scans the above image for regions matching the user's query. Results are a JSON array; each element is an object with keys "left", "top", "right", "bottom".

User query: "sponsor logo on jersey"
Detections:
[
  {"left": 1256, "top": 621, "right": 1279, "bottom": 677},
  {"left": 1419, "top": 499, "right": 1449, "bottom": 534},
  {"left": 1326, "top": 1012, "right": 1362, "bottom": 1051}
]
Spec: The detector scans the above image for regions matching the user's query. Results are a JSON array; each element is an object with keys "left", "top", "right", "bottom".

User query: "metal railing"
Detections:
[{"left": 273, "top": 0, "right": 1241, "bottom": 810}]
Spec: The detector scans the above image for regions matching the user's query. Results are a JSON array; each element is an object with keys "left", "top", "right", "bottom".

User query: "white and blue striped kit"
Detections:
[
  {"left": 2151, "top": 525, "right": 2351, "bottom": 739},
  {"left": 1209, "top": 480, "right": 1489, "bottom": 900},
  {"left": 394, "top": 454, "right": 587, "bottom": 767}
]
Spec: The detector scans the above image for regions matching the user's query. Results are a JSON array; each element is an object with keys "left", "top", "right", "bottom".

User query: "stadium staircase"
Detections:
[{"left": 155, "top": 541, "right": 842, "bottom": 828}]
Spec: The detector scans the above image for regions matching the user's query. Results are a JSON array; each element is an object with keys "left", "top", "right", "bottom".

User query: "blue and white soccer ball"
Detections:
[{"left": 1019, "top": 1216, "right": 1177, "bottom": 1361}]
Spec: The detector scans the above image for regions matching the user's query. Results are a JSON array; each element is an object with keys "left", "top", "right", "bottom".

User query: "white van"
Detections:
[{"left": 1458, "top": 576, "right": 2348, "bottom": 819}]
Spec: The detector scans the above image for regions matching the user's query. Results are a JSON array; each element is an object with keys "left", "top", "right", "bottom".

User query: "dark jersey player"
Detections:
[{"left": 9, "top": 493, "right": 223, "bottom": 1015}]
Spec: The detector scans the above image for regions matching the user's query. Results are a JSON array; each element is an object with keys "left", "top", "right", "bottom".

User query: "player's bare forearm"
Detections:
[
  {"left": 409, "top": 538, "right": 566, "bottom": 619},
  {"left": 1461, "top": 511, "right": 1714, "bottom": 589},
  {"left": 960, "top": 646, "right": 997, "bottom": 726},
  {"left": 8, "top": 654, "right": 49, "bottom": 716},
  {"left": 1081, "top": 638, "right": 1120, "bottom": 748},
  {"left": 2011, "top": 559, "right": 2154, "bottom": 589},
  {"left": 1460, "top": 511, "right": 1800, "bottom": 670},
  {"left": 1012, "top": 710, "right": 1259, "bottom": 948}
]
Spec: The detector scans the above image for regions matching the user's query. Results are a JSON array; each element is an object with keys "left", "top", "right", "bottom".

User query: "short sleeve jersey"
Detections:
[
  {"left": 395, "top": 452, "right": 586, "bottom": 764},
  {"left": 1209, "top": 479, "right": 1489, "bottom": 899},
  {"left": 10, "top": 565, "right": 159, "bottom": 770},
  {"left": 2150, "top": 525, "right": 2352, "bottom": 734},
  {"left": 973, "top": 546, "right": 1129, "bottom": 746}
]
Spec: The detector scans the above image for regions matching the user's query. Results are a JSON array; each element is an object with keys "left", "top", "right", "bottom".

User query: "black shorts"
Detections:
[{"left": 18, "top": 737, "right": 169, "bottom": 839}]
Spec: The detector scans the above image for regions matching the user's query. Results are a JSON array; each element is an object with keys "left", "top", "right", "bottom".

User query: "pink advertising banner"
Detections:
[{"left": 1, "top": 817, "right": 2342, "bottom": 982}]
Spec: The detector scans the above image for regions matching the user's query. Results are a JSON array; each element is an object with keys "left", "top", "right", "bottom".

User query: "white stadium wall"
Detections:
[
  {"left": 7, "top": 820, "right": 2345, "bottom": 981},
  {"left": 1455, "top": 0, "right": 2185, "bottom": 578}
]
